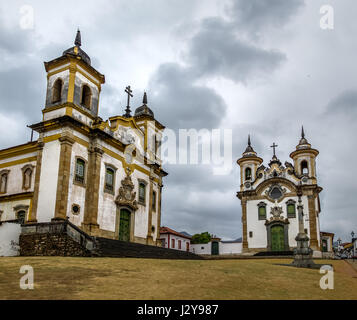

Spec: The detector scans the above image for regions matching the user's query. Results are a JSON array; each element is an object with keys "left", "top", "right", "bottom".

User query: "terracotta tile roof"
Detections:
[{"left": 160, "top": 226, "right": 192, "bottom": 240}]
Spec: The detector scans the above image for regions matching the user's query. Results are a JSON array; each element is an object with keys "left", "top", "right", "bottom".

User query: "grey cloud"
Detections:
[
  {"left": 148, "top": 63, "right": 227, "bottom": 130},
  {"left": 228, "top": 0, "right": 305, "bottom": 35},
  {"left": 0, "top": 64, "right": 45, "bottom": 121},
  {"left": 326, "top": 89, "right": 357, "bottom": 115},
  {"left": 187, "top": 17, "right": 286, "bottom": 83}
]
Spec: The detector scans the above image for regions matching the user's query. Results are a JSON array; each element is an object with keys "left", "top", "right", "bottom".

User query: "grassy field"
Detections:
[{"left": 0, "top": 257, "right": 356, "bottom": 300}]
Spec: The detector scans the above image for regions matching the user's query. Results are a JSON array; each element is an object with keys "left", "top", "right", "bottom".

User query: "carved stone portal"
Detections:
[{"left": 115, "top": 172, "right": 138, "bottom": 211}]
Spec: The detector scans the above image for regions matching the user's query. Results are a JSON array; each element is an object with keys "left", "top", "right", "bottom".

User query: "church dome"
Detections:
[
  {"left": 62, "top": 30, "right": 91, "bottom": 65},
  {"left": 242, "top": 135, "right": 257, "bottom": 157},
  {"left": 296, "top": 126, "right": 311, "bottom": 150},
  {"left": 134, "top": 92, "right": 155, "bottom": 118}
]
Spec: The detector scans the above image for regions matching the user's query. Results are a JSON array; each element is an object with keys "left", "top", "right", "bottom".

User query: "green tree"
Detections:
[{"left": 191, "top": 232, "right": 211, "bottom": 244}]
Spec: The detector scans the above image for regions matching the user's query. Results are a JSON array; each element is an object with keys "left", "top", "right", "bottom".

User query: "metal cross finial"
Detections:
[
  {"left": 248, "top": 134, "right": 251, "bottom": 146},
  {"left": 124, "top": 86, "right": 134, "bottom": 118},
  {"left": 270, "top": 142, "right": 278, "bottom": 157},
  {"left": 301, "top": 125, "right": 305, "bottom": 139}
]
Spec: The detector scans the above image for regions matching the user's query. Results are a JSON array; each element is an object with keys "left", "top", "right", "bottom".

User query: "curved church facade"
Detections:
[{"left": 237, "top": 130, "right": 323, "bottom": 257}]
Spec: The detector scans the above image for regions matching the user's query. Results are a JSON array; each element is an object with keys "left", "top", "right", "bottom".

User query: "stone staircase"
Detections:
[
  {"left": 254, "top": 251, "right": 293, "bottom": 257},
  {"left": 20, "top": 220, "right": 202, "bottom": 259},
  {"left": 95, "top": 237, "right": 203, "bottom": 260}
]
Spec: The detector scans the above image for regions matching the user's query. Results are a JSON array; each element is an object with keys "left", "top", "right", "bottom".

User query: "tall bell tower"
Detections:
[{"left": 43, "top": 30, "right": 105, "bottom": 122}]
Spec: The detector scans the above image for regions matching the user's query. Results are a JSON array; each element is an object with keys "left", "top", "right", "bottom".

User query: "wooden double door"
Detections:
[
  {"left": 271, "top": 225, "right": 285, "bottom": 252},
  {"left": 119, "top": 209, "right": 131, "bottom": 242}
]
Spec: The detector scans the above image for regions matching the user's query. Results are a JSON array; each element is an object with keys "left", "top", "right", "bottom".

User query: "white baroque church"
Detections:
[
  {"left": 237, "top": 131, "right": 323, "bottom": 256},
  {"left": 0, "top": 31, "right": 167, "bottom": 246}
]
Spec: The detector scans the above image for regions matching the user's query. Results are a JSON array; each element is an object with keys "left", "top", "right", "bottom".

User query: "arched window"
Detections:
[
  {"left": 286, "top": 200, "right": 296, "bottom": 218},
  {"left": 17, "top": 210, "right": 26, "bottom": 225},
  {"left": 0, "top": 171, "right": 9, "bottom": 194},
  {"left": 81, "top": 85, "right": 92, "bottom": 109},
  {"left": 257, "top": 202, "right": 267, "bottom": 220},
  {"left": 105, "top": 167, "right": 115, "bottom": 192},
  {"left": 138, "top": 182, "right": 146, "bottom": 204},
  {"left": 301, "top": 160, "right": 309, "bottom": 175},
  {"left": 75, "top": 158, "right": 86, "bottom": 184},
  {"left": 245, "top": 167, "right": 252, "bottom": 181},
  {"left": 52, "top": 79, "right": 63, "bottom": 103},
  {"left": 22, "top": 166, "right": 33, "bottom": 190}
]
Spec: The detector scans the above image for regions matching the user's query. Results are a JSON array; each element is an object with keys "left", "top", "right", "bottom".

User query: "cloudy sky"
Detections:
[{"left": 0, "top": 0, "right": 356, "bottom": 241}]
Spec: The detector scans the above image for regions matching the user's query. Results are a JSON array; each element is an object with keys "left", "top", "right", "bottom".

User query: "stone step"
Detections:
[{"left": 95, "top": 237, "right": 202, "bottom": 260}]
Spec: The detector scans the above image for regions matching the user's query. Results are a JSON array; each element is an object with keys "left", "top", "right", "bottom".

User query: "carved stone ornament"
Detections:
[
  {"left": 115, "top": 172, "right": 138, "bottom": 210},
  {"left": 115, "top": 127, "right": 136, "bottom": 145},
  {"left": 270, "top": 204, "right": 283, "bottom": 218},
  {"left": 265, "top": 202, "right": 289, "bottom": 225}
]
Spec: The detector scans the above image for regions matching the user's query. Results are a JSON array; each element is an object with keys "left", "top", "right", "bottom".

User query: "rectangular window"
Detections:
[
  {"left": 249, "top": 231, "right": 253, "bottom": 238},
  {"left": 152, "top": 191, "right": 156, "bottom": 211},
  {"left": 178, "top": 240, "right": 182, "bottom": 250},
  {"left": 75, "top": 159, "right": 85, "bottom": 184},
  {"left": 171, "top": 239, "right": 175, "bottom": 249},
  {"left": 105, "top": 167, "right": 115, "bottom": 192},
  {"left": 287, "top": 203, "right": 296, "bottom": 218},
  {"left": 139, "top": 183, "right": 146, "bottom": 204},
  {"left": 258, "top": 206, "right": 266, "bottom": 220}
]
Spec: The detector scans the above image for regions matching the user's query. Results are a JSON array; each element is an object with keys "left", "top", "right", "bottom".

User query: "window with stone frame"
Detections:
[
  {"left": 178, "top": 240, "right": 182, "bottom": 250},
  {"left": 245, "top": 167, "right": 252, "bottom": 181},
  {"left": 0, "top": 170, "right": 9, "bottom": 194},
  {"left": 300, "top": 160, "right": 309, "bottom": 175},
  {"left": 286, "top": 200, "right": 296, "bottom": 218},
  {"left": 152, "top": 190, "right": 157, "bottom": 211},
  {"left": 52, "top": 78, "right": 63, "bottom": 103},
  {"left": 17, "top": 210, "right": 26, "bottom": 225},
  {"left": 257, "top": 202, "right": 267, "bottom": 220},
  {"left": 104, "top": 166, "right": 115, "bottom": 193},
  {"left": 22, "top": 165, "right": 34, "bottom": 190},
  {"left": 138, "top": 181, "right": 146, "bottom": 205},
  {"left": 171, "top": 238, "right": 175, "bottom": 248},
  {"left": 81, "top": 85, "right": 92, "bottom": 109},
  {"left": 75, "top": 158, "right": 86, "bottom": 184}
]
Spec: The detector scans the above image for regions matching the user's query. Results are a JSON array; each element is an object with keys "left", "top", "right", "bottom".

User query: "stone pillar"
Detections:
[
  {"left": 82, "top": 142, "right": 103, "bottom": 235},
  {"left": 308, "top": 195, "right": 318, "bottom": 250},
  {"left": 242, "top": 199, "right": 249, "bottom": 252},
  {"left": 53, "top": 135, "right": 75, "bottom": 221},
  {"left": 146, "top": 176, "right": 154, "bottom": 245},
  {"left": 155, "top": 183, "right": 163, "bottom": 246},
  {"left": 27, "top": 141, "right": 44, "bottom": 223}
]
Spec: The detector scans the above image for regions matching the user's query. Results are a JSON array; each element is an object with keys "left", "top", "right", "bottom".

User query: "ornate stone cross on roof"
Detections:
[
  {"left": 270, "top": 142, "right": 278, "bottom": 157},
  {"left": 124, "top": 85, "right": 133, "bottom": 118}
]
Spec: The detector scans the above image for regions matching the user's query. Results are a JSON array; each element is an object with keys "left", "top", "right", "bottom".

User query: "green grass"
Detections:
[{"left": 0, "top": 257, "right": 356, "bottom": 300}]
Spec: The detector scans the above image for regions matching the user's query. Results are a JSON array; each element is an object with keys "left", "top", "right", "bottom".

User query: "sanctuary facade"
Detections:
[{"left": 0, "top": 31, "right": 167, "bottom": 246}]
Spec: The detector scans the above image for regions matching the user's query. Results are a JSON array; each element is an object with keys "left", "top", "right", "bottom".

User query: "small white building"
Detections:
[
  {"left": 190, "top": 237, "right": 242, "bottom": 256},
  {"left": 159, "top": 227, "right": 191, "bottom": 252}
]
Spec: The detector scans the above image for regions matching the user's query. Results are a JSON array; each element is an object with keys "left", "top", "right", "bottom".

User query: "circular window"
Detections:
[{"left": 72, "top": 204, "right": 80, "bottom": 215}]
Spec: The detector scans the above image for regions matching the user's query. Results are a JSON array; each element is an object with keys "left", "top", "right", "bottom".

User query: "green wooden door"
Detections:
[
  {"left": 119, "top": 209, "right": 131, "bottom": 242},
  {"left": 271, "top": 225, "right": 285, "bottom": 251},
  {"left": 211, "top": 241, "right": 219, "bottom": 255}
]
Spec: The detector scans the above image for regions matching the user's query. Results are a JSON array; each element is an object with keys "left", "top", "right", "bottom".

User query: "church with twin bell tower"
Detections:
[
  {"left": 237, "top": 128, "right": 323, "bottom": 257},
  {"left": 0, "top": 30, "right": 167, "bottom": 248}
]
